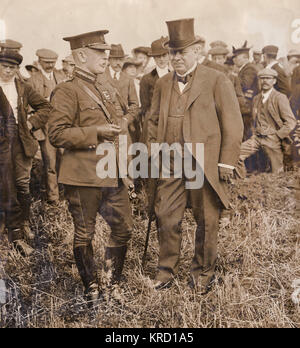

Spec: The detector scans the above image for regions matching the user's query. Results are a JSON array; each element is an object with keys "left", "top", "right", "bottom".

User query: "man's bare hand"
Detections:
[
  {"left": 219, "top": 167, "right": 234, "bottom": 183},
  {"left": 97, "top": 124, "right": 121, "bottom": 141}
]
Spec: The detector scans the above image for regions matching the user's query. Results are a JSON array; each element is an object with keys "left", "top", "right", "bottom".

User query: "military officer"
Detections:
[
  {"left": 148, "top": 18, "right": 243, "bottom": 293},
  {"left": 48, "top": 30, "right": 133, "bottom": 301}
]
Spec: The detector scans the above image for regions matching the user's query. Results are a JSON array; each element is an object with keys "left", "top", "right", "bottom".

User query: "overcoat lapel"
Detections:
[{"left": 185, "top": 65, "right": 208, "bottom": 111}]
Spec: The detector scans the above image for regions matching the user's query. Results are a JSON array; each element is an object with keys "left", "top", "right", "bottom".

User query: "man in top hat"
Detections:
[
  {"left": 252, "top": 49, "right": 264, "bottom": 71},
  {"left": 48, "top": 30, "right": 133, "bottom": 301},
  {"left": 147, "top": 18, "right": 243, "bottom": 292},
  {"left": 62, "top": 54, "right": 75, "bottom": 80},
  {"left": 208, "top": 41, "right": 229, "bottom": 66},
  {"left": 237, "top": 68, "right": 296, "bottom": 175},
  {"left": 233, "top": 41, "right": 259, "bottom": 141},
  {"left": 28, "top": 49, "right": 65, "bottom": 205},
  {"left": 140, "top": 37, "right": 170, "bottom": 141},
  {"left": 0, "top": 49, "right": 51, "bottom": 253},
  {"left": 262, "top": 45, "right": 291, "bottom": 97}
]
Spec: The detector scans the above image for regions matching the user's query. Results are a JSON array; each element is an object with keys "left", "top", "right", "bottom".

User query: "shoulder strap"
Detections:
[{"left": 77, "top": 80, "right": 113, "bottom": 124}]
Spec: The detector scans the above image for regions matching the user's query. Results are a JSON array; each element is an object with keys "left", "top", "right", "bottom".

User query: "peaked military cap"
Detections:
[
  {"left": 122, "top": 57, "right": 143, "bottom": 70},
  {"left": 210, "top": 40, "right": 227, "bottom": 49},
  {"left": 133, "top": 46, "right": 151, "bottom": 55},
  {"left": 63, "top": 30, "right": 111, "bottom": 51},
  {"left": 209, "top": 46, "right": 229, "bottom": 56}
]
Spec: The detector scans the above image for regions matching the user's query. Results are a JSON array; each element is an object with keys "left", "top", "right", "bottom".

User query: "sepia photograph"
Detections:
[{"left": 0, "top": 0, "right": 299, "bottom": 331}]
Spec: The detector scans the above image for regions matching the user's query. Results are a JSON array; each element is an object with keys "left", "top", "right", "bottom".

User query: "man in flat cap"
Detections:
[
  {"left": 147, "top": 18, "right": 243, "bottom": 292},
  {"left": 48, "top": 30, "right": 133, "bottom": 302},
  {"left": 28, "top": 48, "right": 65, "bottom": 205},
  {"left": 0, "top": 49, "right": 51, "bottom": 252},
  {"left": 262, "top": 45, "right": 291, "bottom": 97},
  {"left": 140, "top": 37, "right": 170, "bottom": 142},
  {"left": 233, "top": 41, "right": 259, "bottom": 141},
  {"left": 237, "top": 68, "right": 296, "bottom": 174}
]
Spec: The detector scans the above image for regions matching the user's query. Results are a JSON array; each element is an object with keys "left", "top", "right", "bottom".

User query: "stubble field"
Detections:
[{"left": 0, "top": 172, "right": 299, "bottom": 328}]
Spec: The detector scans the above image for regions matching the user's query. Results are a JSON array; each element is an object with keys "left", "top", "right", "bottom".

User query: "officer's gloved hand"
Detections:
[
  {"left": 97, "top": 124, "right": 121, "bottom": 142},
  {"left": 219, "top": 167, "right": 234, "bottom": 183}
]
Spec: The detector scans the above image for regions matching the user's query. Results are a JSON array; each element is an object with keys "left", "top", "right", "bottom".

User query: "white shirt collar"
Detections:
[
  {"left": 41, "top": 68, "right": 54, "bottom": 80},
  {"left": 266, "top": 61, "right": 277, "bottom": 69},
  {"left": 109, "top": 66, "right": 121, "bottom": 80},
  {"left": 262, "top": 88, "right": 274, "bottom": 103},
  {"left": 156, "top": 66, "right": 169, "bottom": 78}
]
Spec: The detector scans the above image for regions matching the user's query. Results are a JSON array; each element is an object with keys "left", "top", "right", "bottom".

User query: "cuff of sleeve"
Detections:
[{"left": 218, "top": 163, "right": 235, "bottom": 170}]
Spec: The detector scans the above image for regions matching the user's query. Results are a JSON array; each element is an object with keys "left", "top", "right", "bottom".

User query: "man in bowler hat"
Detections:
[{"left": 147, "top": 18, "right": 243, "bottom": 292}]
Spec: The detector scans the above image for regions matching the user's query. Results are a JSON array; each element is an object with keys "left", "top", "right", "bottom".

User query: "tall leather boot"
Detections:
[
  {"left": 73, "top": 244, "right": 99, "bottom": 301},
  {"left": 17, "top": 192, "right": 34, "bottom": 241},
  {"left": 104, "top": 246, "right": 128, "bottom": 285}
]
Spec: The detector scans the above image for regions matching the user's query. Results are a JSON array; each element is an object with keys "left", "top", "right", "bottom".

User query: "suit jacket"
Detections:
[
  {"left": 238, "top": 62, "right": 259, "bottom": 115},
  {"left": 0, "top": 79, "right": 51, "bottom": 158},
  {"left": 28, "top": 69, "right": 66, "bottom": 99},
  {"left": 99, "top": 68, "right": 139, "bottom": 124},
  {"left": 0, "top": 87, "right": 17, "bottom": 152},
  {"left": 271, "top": 63, "right": 291, "bottom": 97},
  {"left": 140, "top": 68, "right": 160, "bottom": 117},
  {"left": 253, "top": 89, "right": 296, "bottom": 139},
  {"left": 148, "top": 64, "right": 244, "bottom": 208}
]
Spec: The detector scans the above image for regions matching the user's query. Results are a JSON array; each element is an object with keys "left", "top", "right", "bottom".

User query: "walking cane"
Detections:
[{"left": 142, "top": 178, "right": 157, "bottom": 269}]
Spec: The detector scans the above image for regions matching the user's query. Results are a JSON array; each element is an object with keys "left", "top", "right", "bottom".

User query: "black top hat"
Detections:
[
  {"left": 109, "top": 44, "right": 126, "bottom": 58},
  {"left": 163, "top": 18, "right": 203, "bottom": 50},
  {"left": 63, "top": 30, "right": 111, "bottom": 51},
  {"left": 148, "top": 37, "right": 169, "bottom": 57},
  {"left": 232, "top": 41, "right": 251, "bottom": 57},
  {"left": 0, "top": 51, "right": 23, "bottom": 65}
]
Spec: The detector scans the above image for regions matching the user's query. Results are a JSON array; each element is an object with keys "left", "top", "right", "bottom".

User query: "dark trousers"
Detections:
[
  {"left": 64, "top": 182, "right": 133, "bottom": 249},
  {"left": 154, "top": 177, "right": 220, "bottom": 285},
  {"left": 0, "top": 149, "right": 23, "bottom": 231}
]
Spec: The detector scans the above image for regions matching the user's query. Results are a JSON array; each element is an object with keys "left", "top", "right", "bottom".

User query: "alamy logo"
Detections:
[{"left": 96, "top": 135, "right": 205, "bottom": 189}]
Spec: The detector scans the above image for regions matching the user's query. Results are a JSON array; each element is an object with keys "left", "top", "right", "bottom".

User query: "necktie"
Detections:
[{"left": 176, "top": 73, "right": 192, "bottom": 84}]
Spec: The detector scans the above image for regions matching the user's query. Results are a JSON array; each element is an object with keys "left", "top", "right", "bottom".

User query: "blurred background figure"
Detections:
[
  {"left": 262, "top": 45, "right": 291, "bottom": 97},
  {"left": 208, "top": 40, "right": 229, "bottom": 66},
  {"left": 132, "top": 46, "right": 153, "bottom": 78},
  {"left": 61, "top": 54, "right": 75, "bottom": 80},
  {"left": 252, "top": 49, "right": 264, "bottom": 71},
  {"left": 122, "top": 57, "right": 143, "bottom": 106}
]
